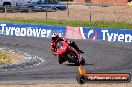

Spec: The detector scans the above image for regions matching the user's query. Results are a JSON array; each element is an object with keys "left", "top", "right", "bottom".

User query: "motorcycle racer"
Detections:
[{"left": 50, "top": 33, "right": 84, "bottom": 64}]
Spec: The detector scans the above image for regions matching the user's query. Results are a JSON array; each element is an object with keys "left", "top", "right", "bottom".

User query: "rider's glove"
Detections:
[
  {"left": 66, "top": 40, "right": 71, "bottom": 44},
  {"left": 52, "top": 52, "right": 57, "bottom": 56}
]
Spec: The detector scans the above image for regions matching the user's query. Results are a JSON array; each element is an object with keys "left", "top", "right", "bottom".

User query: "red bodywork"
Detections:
[
  {"left": 50, "top": 38, "right": 66, "bottom": 52},
  {"left": 56, "top": 41, "right": 68, "bottom": 55},
  {"left": 50, "top": 40, "right": 81, "bottom": 64},
  {"left": 50, "top": 38, "right": 85, "bottom": 65},
  {"left": 56, "top": 41, "right": 80, "bottom": 60}
]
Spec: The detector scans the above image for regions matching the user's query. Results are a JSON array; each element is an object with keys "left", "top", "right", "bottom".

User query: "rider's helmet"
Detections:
[{"left": 51, "top": 33, "right": 60, "bottom": 41}]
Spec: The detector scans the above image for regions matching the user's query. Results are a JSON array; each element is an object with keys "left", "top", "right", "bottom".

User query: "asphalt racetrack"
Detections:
[{"left": 0, "top": 36, "right": 132, "bottom": 84}]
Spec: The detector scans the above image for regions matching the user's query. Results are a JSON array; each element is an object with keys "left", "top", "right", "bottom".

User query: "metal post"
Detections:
[
  {"left": 89, "top": 9, "right": 92, "bottom": 22},
  {"left": 102, "top": 2, "right": 104, "bottom": 7},
  {"left": 113, "top": 10, "right": 115, "bottom": 23},
  {"left": 46, "top": 7, "right": 48, "bottom": 20},
  {"left": 4, "top": 5, "right": 7, "bottom": 19},
  {"left": 67, "top": 1, "right": 69, "bottom": 21}
]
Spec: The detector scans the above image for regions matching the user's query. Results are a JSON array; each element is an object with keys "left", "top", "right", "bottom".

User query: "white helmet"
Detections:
[
  {"left": 51, "top": 33, "right": 58, "bottom": 37},
  {"left": 51, "top": 33, "right": 59, "bottom": 41}
]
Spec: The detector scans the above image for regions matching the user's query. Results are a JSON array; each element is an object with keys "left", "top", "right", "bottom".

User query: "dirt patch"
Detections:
[
  {"left": 6, "top": 52, "right": 25, "bottom": 63},
  {"left": 0, "top": 83, "right": 132, "bottom": 87},
  {"left": 0, "top": 48, "right": 25, "bottom": 64}
]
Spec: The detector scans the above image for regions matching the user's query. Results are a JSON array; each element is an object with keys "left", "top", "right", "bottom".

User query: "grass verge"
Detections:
[
  {"left": 0, "top": 18, "right": 131, "bottom": 29},
  {"left": 0, "top": 51, "right": 12, "bottom": 64}
]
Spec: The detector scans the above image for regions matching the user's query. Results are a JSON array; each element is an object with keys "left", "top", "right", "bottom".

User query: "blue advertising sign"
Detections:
[
  {"left": 81, "top": 27, "right": 132, "bottom": 42},
  {"left": 0, "top": 22, "right": 131, "bottom": 42},
  {"left": 0, "top": 23, "right": 66, "bottom": 38}
]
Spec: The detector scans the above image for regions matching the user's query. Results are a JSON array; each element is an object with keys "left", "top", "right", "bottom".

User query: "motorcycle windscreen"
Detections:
[{"left": 56, "top": 41, "right": 68, "bottom": 55}]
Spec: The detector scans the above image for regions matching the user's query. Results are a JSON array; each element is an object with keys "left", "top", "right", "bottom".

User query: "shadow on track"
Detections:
[{"left": 65, "top": 63, "right": 94, "bottom": 66}]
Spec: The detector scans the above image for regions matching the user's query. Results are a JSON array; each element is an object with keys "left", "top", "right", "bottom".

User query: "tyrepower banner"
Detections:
[
  {"left": 66, "top": 26, "right": 132, "bottom": 42},
  {"left": 0, "top": 23, "right": 66, "bottom": 38},
  {"left": 0, "top": 22, "right": 131, "bottom": 43}
]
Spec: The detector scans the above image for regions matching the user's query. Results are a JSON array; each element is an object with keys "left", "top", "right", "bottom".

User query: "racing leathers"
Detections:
[{"left": 50, "top": 37, "right": 84, "bottom": 64}]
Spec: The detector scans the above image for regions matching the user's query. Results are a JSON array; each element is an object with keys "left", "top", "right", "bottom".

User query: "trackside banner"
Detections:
[
  {"left": 66, "top": 26, "right": 132, "bottom": 42},
  {"left": 0, "top": 22, "right": 132, "bottom": 42},
  {"left": 0, "top": 23, "right": 66, "bottom": 38}
]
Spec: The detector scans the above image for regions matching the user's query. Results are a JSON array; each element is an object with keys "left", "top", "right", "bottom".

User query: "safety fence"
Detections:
[{"left": 0, "top": 5, "right": 132, "bottom": 22}]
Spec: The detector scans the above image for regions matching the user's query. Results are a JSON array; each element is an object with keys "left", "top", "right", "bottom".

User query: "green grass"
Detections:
[
  {"left": 0, "top": 51, "right": 12, "bottom": 64},
  {"left": 0, "top": 18, "right": 132, "bottom": 29}
]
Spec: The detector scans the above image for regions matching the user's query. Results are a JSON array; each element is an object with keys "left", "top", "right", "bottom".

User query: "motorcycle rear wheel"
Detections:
[{"left": 80, "top": 58, "right": 85, "bottom": 65}]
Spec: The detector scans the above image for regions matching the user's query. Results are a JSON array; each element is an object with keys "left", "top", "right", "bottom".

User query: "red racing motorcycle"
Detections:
[{"left": 55, "top": 40, "right": 85, "bottom": 66}]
